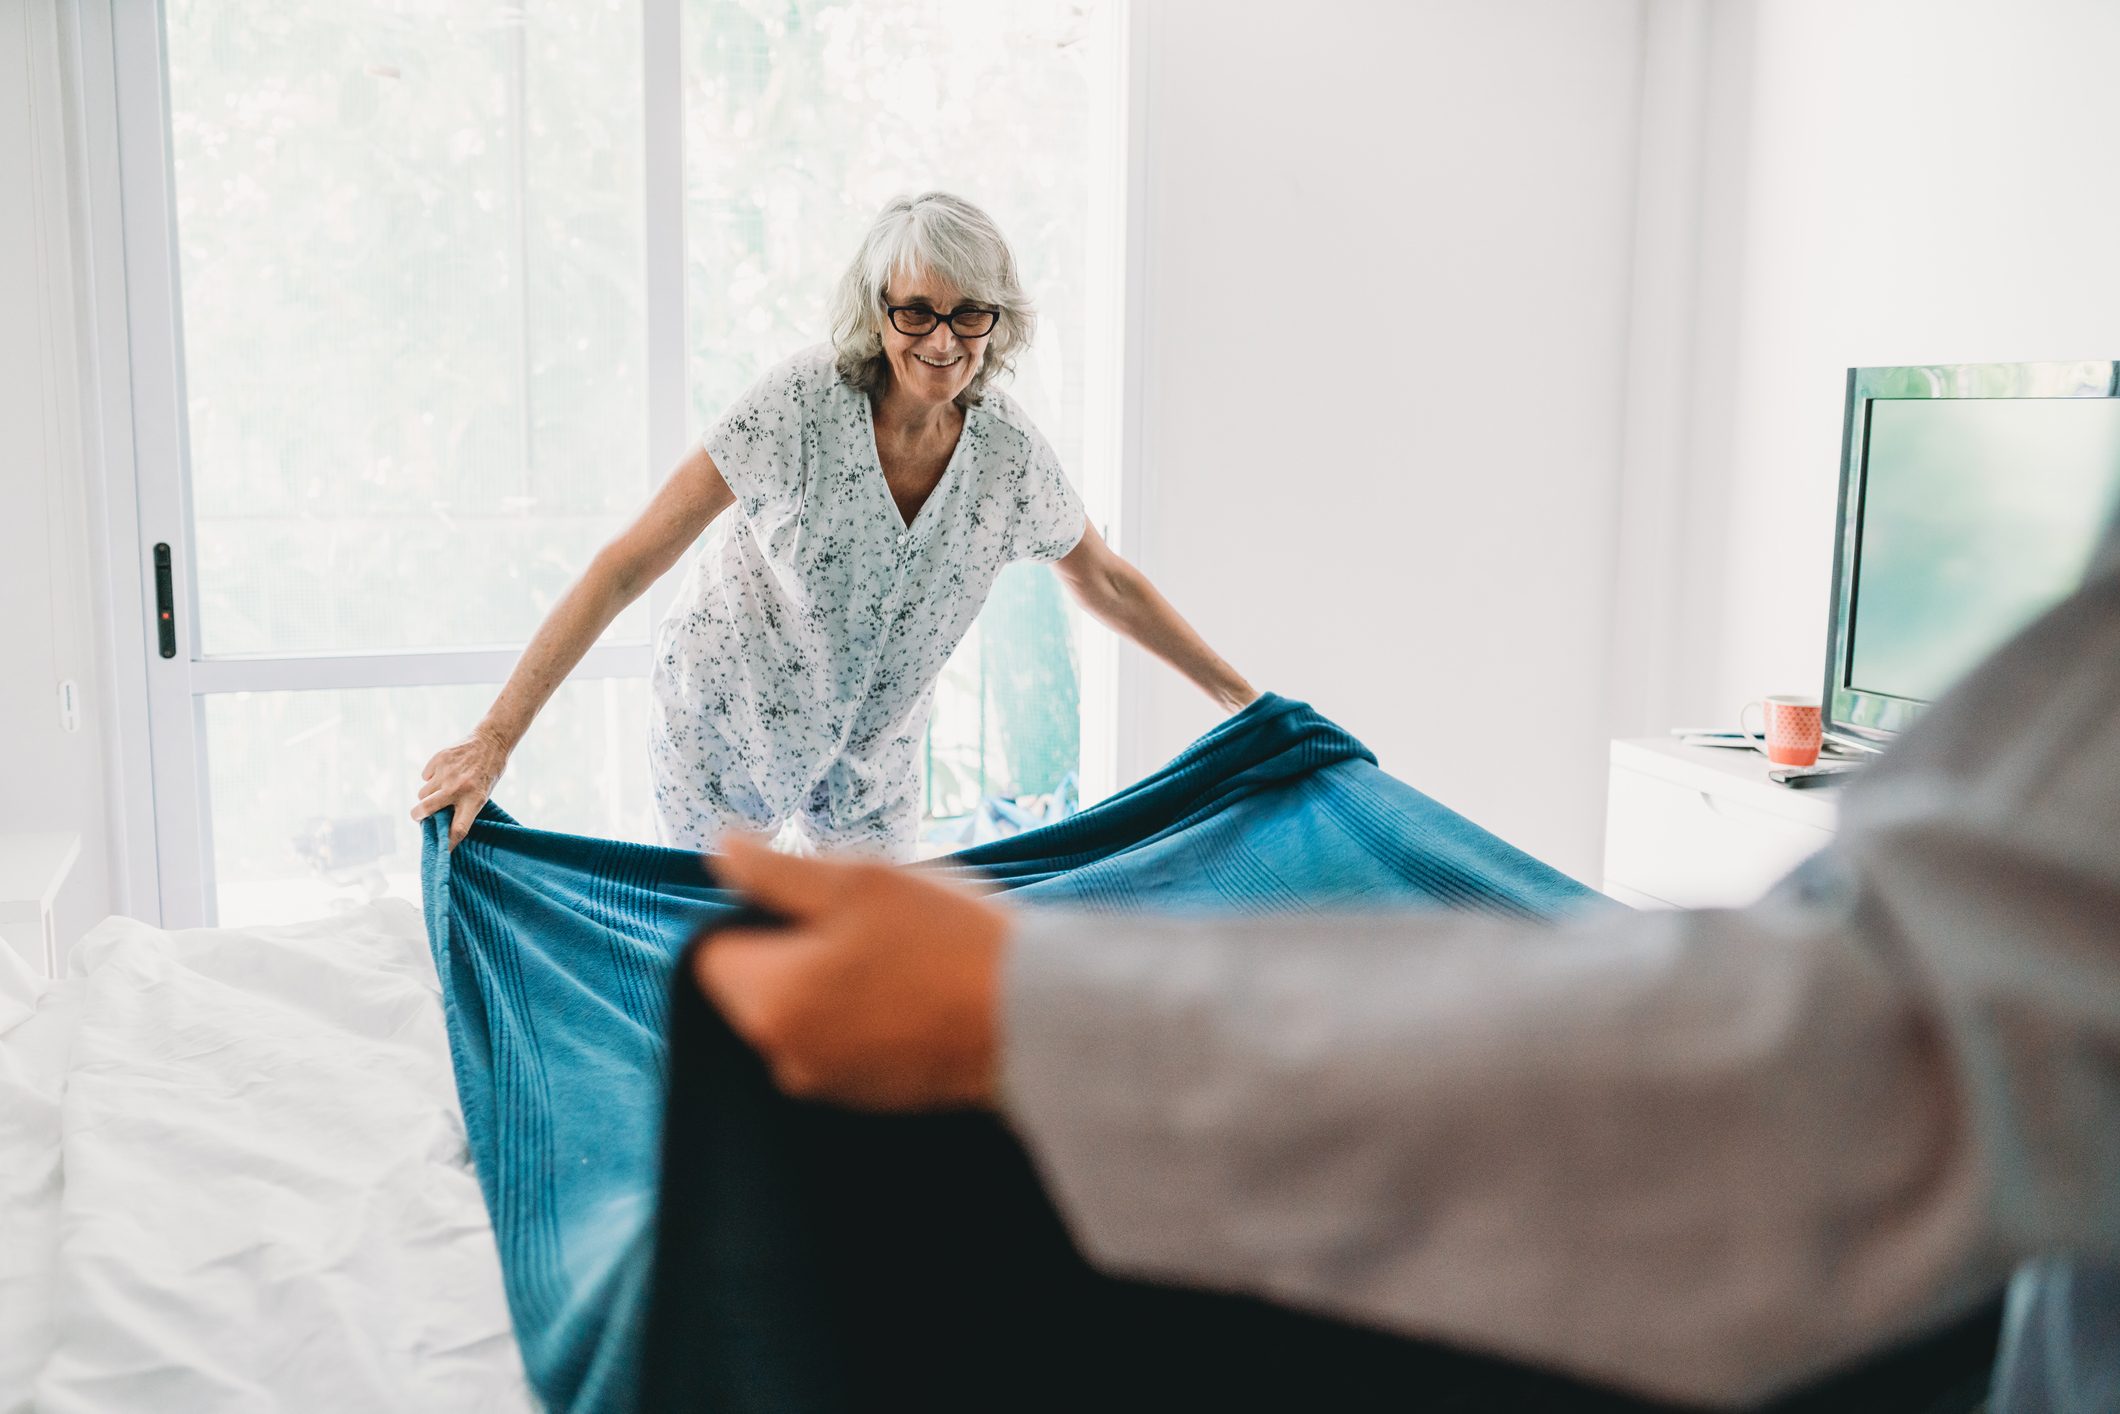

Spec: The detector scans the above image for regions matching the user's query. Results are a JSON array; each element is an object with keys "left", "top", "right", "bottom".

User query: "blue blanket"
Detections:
[{"left": 419, "top": 694, "right": 1605, "bottom": 1412}]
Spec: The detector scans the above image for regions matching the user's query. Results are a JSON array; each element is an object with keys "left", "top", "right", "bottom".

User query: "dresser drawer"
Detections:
[{"left": 1603, "top": 765, "right": 1833, "bottom": 909}]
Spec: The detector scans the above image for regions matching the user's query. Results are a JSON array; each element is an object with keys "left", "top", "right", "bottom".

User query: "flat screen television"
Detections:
[{"left": 1823, "top": 360, "right": 2120, "bottom": 749}]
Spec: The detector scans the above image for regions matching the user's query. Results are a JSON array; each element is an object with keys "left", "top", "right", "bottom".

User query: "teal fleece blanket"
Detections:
[{"left": 419, "top": 693, "right": 1604, "bottom": 1412}]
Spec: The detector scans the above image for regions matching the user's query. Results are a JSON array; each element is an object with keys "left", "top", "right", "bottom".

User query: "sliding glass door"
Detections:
[
  {"left": 121, "top": 0, "right": 662, "bottom": 927},
  {"left": 101, "top": 0, "right": 1127, "bottom": 927}
]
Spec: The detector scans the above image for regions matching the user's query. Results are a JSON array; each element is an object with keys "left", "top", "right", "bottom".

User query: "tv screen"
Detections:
[{"left": 1847, "top": 396, "right": 2120, "bottom": 706}]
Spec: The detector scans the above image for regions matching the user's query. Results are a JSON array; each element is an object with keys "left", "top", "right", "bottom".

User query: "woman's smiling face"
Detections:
[{"left": 878, "top": 268, "right": 989, "bottom": 409}]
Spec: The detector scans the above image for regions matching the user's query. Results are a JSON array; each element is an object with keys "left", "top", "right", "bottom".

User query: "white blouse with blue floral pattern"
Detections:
[{"left": 649, "top": 346, "right": 1086, "bottom": 856}]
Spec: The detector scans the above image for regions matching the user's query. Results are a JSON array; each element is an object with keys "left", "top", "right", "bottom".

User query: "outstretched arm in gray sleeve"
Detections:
[{"left": 1002, "top": 565, "right": 2120, "bottom": 1407}]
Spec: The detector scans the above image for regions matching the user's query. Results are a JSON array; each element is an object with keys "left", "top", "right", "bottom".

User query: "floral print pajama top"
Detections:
[{"left": 649, "top": 346, "right": 1086, "bottom": 856}]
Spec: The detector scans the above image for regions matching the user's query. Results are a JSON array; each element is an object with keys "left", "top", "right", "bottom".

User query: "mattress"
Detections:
[{"left": 0, "top": 899, "right": 535, "bottom": 1413}]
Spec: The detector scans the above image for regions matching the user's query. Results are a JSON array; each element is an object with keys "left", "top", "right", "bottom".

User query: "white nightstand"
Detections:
[
  {"left": 1603, "top": 740, "right": 1841, "bottom": 909},
  {"left": 0, "top": 832, "right": 81, "bottom": 979}
]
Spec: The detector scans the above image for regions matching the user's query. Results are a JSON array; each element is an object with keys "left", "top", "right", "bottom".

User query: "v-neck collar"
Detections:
[{"left": 863, "top": 392, "right": 974, "bottom": 538}]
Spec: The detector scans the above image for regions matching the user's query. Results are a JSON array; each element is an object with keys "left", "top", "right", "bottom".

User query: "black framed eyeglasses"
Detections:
[{"left": 885, "top": 303, "right": 999, "bottom": 339}]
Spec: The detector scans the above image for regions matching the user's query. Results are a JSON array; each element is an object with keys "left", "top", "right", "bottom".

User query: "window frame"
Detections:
[{"left": 73, "top": 0, "right": 1142, "bottom": 927}]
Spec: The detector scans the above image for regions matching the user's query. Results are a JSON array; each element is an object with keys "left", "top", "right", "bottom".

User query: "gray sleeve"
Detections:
[{"left": 1000, "top": 565, "right": 2120, "bottom": 1407}]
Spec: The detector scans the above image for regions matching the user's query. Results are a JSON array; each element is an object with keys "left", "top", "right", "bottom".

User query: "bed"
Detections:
[
  {"left": 0, "top": 693, "right": 1999, "bottom": 1411},
  {"left": 0, "top": 900, "right": 536, "bottom": 1413}
]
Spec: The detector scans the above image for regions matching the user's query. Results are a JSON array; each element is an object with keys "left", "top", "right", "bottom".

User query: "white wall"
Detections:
[
  {"left": 0, "top": 0, "right": 114, "bottom": 950},
  {"left": 1672, "top": 0, "right": 2120, "bottom": 722},
  {"left": 1121, "top": 0, "right": 1647, "bottom": 881}
]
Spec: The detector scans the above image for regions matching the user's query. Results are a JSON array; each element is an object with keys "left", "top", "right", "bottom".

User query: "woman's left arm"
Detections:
[{"left": 1053, "top": 521, "right": 1257, "bottom": 714}]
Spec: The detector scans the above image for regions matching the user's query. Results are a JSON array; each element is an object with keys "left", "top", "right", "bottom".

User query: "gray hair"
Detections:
[{"left": 827, "top": 192, "right": 1035, "bottom": 408}]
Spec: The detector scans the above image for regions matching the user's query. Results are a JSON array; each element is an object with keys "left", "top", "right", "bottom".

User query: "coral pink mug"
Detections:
[{"left": 1740, "top": 695, "right": 1823, "bottom": 767}]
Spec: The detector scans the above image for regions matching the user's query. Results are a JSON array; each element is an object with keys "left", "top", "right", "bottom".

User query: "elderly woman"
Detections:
[{"left": 415, "top": 191, "right": 1253, "bottom": 858}]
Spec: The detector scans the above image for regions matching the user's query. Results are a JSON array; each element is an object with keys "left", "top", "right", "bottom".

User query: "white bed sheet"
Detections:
[{"left": 0, "top": 900, "right": 536, "bottom": 1414}]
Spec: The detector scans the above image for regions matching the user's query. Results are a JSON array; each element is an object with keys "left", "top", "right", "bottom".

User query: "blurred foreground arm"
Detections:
[{"left": 1002, "top": 555, "right": 2120, "bottom": 1406}]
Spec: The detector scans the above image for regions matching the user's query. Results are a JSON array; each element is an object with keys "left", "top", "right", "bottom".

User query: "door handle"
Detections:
[{"left": 153, "top": 542, "right": 176, "bottom": 658}]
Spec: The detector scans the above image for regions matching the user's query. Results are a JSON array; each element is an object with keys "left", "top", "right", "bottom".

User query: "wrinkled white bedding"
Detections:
[{"left": 0, "top": 900, "right": 536, "bottom": 1413}]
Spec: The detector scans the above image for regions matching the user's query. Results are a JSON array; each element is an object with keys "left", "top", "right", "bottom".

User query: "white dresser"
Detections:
[{"left": 1602, "top": 740, "right": 1841, "bottom": 909}]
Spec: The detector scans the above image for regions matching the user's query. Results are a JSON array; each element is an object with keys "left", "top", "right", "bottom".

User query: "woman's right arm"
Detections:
[{"left": 413, "top": 447, "right": 737, "bottom": 847}]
